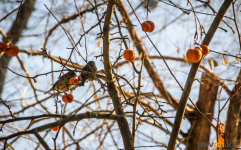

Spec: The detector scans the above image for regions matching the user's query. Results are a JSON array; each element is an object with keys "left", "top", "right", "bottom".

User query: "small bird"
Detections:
[
  {"left": 44, "top": 71, "right": 76, "bottom": 94},
  {"left": 144, "top": 0, "right": 159, "bottom": 9},
  {"left": 79, "top": 61, "right": 97, "bottom": 86}
]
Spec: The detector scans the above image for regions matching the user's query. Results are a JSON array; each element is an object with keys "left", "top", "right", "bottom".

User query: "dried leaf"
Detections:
[
  {"left": 218, "top": 123, "right": 225, "bottom": 135},
  {"left": 208, "top": 59, "right": 213, "bottom": 70},
  {"left": 94, "top": 93, "right": 97, "bottom": 100},
  {"left": 97, "top": 41, "right": 101, "bottom": 47},
  {"left": 235, "top": 55, "right": 239, "bottom": 61},
  {"left": 145, "top": 107, "right": 150, "bottom": 112},
  {"left": 177, "top": 48, "right": 180, "bottom": 54},
  {"left": 183, "top": 55, "right": 188, "bottom": 63},
  {"left": 213, "top": 60, "right": 219, "bottom": 67},
  {"left": 223, "top": 58, "right": 227, "bottom": 66}
]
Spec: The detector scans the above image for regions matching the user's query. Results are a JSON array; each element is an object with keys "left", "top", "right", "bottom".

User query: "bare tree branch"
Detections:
[{"left": 102, "top": 0, "right": 134, "bottom": 149}]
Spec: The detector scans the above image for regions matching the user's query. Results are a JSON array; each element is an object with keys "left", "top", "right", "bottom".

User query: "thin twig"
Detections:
[{"left": 0, "top": 98, "right": 16, "bottom": 119}]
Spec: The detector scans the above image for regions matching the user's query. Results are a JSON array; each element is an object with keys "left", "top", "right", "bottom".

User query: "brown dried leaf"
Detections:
[
  {"left": 177, "top": 48, "right": 180, "bottom": 54},
  {"left": 183, "top": 55, "right": 188, "bottom": 63},
  {"left": 223, "top": 58, "right": 227, "bottom": 66},
  {"left": 213, "top": 60, "right": 219, "bottom": 67},
  {"left": 208, "top": 59, "right": 213, "bottom": 70}
]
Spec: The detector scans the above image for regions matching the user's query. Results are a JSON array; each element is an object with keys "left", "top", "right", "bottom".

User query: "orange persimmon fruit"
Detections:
[
  {"left": 66, "top": 93, "right": 74, "bottom": 103},
  {"left": 0, "top": 42, "right": 7, "bottom": 52},
  {"left": 78, "top": 75, "right": 82, "bottom": 81},
  {"left": 186, "top": 48, "right": 202, "bottom": 63},
  {"left": 201, "top": 45, "right": 209, "bottom": 55},
  {"left": 141, "top": 21, "right": 151, "bottom": 32},
  {"left": 194, "top": 46, "right": 202, "bottom": 52},
  {"left": 62, "top": 94, "right": 74, "bottom": 103},
  {"left": 51, "top": 126, "right": 59, "bottom": 131},
  {"left": 123, "top": 49, "right": 135, "bottom": 62},
  {"left": 62, "top": 94, "right": 68, "bottom": 103},
  {"left": 7, "top": 45, "right": 20, "bottom": 56},
  {"left": 69, "top": 78, "right": 79, "bottom": 85},
  {"left": 146, "top": 21, "right": 155, "bottom": 32}
]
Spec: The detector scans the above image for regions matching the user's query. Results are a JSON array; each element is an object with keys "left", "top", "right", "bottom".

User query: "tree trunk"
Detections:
[
  {"left": 186, "top": 73, "right": 219, "bottom": 150},
  {"left": 225, "top": 70, "right": 241, "bottom": 147}
]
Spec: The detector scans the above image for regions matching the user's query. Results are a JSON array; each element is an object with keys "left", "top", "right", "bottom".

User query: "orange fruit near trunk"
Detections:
[
  {"left": 201, "top": 45, "right": 209, "bottom": 55},
  {"left": 186, "top": 48, "right": 202, "bottom": 63},
  {"left": 8, "top": 46, "right": 20, "bottom": 56},
  {"left": 194, "top": 46, "right": 202, "bottom": 52}
]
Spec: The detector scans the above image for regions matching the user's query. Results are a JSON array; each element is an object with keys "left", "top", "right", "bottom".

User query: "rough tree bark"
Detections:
[
  {"left": 225, "top": 70, "right": 241, "bottom": 146},
  {"left": 186, "top": 73, "right": 219, "bottom": 150},
  {"left": 237, "top": 116, "right": 241, "bottom": 147}
]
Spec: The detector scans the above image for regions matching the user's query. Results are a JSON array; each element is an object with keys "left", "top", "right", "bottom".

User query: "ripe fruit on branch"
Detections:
[
  {"left": 146, "top": 21, "right": 155, "bottom": 32},
  {"left": 123, "top": 49, "right": 135, "bottom": 62},
  {"left": 62, "top": 94, "right": 67, "bottom": 103},
  {"left": 141, "top": 22, "right": 151, "bottom": 32},
  {"left": 51, "top": 126, "right": 59, "bottom": 131},
  {"left": 141, "top": 21, "right": 155, "bottom": 33},
  {"left": 78, "top": 75, "right": 82, "bottom": 81},
  {"left": 194, "top": 46, "right": 202, "bottom": 52},
  {"left": 186, "top": 48, "right": 202, "bottom": 63},
  {"left": 7, "top": 46, "right": 20, "bottom": 56},
  {"left": 62, "top": 93, "right": 74, "bottom": 103},
  {"left": 201, "top": 45, "right": 209, "bottom": 55},
  {"left": 66, "top": 93, "right": 74, "bottom": 103},
  {"left": 0, "top": 42, "right": 7, "bottom": 52},
  {"left": 69, "top": 78, "right": 79, "bottom": 85}
]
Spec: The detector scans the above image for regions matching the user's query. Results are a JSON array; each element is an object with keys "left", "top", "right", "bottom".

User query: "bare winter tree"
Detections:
[{"left": 0, "top": 0, "right": 240, "bottom": 150}]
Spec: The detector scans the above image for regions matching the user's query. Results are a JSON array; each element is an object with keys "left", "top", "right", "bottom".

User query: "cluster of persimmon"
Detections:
[
  {"left": 186, "top": 45, "right": 209, "bottom": 63},
  {"left": 52, "top": 76, "right": 82, "bottom": 130},
  {"left": 62, "top": 93, "right": 74, "bottom": 103},
  {"left": 69, "top": 75, "right": 82, "bottom": 85},
  {"left": 51, "top": 126, "right": 59, "bottom": 131},
  {"left": 141, "top": 21, "right": 155, "bottom": 33},
  {"left": 0, "top": 42, "right": 20, "bottom": 57},
  {"left": 123, "top": 49, "right": 135, "bottom": 62}
]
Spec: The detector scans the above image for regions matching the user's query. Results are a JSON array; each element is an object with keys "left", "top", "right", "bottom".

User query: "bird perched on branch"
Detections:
[
  {"left": 44, "top": 71, "right": 76, "bottom": 94},
  {"left": 79, "top": 61, "right": 97, "bottom": 86},
  {"left": 144, "top": 0, "right": 159, "bottom": 9}
]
